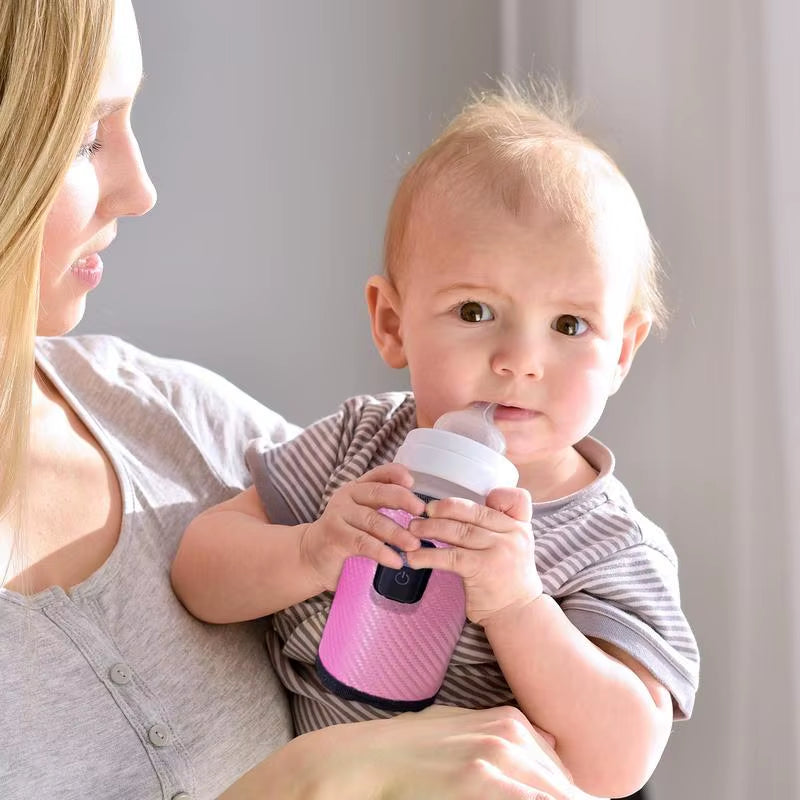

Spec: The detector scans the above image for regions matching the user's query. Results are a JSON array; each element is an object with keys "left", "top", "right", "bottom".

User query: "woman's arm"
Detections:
[
  {"left": 171, "top": 463, "right": 424, "bottom": 622},
  {"left": 218, "top": 705, "right": 579, "bottom": 800}
]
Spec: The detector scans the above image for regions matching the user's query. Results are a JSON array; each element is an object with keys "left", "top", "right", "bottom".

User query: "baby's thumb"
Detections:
[{"left": 485, "top": 486, "right": 532, "bottom": 523}]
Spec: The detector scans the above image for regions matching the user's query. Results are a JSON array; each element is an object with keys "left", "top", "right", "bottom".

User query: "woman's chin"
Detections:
[{"left": 36, "top": 298, "right": 87, "bottom": 337}]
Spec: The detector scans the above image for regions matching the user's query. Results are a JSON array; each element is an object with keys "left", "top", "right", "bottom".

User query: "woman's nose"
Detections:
[{"left": 98, "top": 130, "right": 157, "bottom": 219}]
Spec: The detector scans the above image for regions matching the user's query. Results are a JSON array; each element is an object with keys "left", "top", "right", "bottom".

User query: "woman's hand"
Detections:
[
  {"left": 222, "top": 705, "right": 579, "bottom": 800},
  {"left": 301, "top": 463, "right": 424, "bottom": 590}
]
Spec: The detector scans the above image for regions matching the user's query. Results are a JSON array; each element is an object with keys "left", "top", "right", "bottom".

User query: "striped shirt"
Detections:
[{"left": 247, "top": 393, "right": 699, "bottom": 734}]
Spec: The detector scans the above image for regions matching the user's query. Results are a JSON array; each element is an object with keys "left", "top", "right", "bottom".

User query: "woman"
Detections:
[{"left": 0, "top": 1, "right": 579, "bottom": 797}]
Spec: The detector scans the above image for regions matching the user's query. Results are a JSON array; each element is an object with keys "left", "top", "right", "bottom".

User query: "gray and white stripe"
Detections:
[{"left": 247, "top": 393, "right": 699, "bottom": 733}]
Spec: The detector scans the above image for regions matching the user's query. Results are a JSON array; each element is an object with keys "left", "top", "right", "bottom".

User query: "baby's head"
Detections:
[{"left": 366, "top": 82, "right": 660, "bottom": 465}]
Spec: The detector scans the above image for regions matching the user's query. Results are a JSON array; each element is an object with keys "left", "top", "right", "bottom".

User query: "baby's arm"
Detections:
[
  {"left": 171, "top": 463, "right": 424, "bottom": 623},
  {"left": 482, "top": 592, "right": 672, "bottom": 798},
  {"left": 405, "top": 488, "right": 672, "bottom": 798}
]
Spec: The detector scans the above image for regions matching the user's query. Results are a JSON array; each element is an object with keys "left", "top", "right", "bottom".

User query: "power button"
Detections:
[{"left": 373, "top": 540, "right": 435, "bottom": 603}]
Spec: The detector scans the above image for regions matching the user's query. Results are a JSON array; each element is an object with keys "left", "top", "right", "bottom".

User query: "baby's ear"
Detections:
[
  {"left": 365, "top": 275, "right": 407, "bottom": 368},
  {"left": 609, "top": 310, "right": 652, "bottom": 395}
]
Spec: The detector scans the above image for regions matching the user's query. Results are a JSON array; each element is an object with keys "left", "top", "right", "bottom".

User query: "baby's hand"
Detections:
[
  {"left": 302, "top": 463, "right": 424, "bottom": 591},
  {"left": 405, "top": 487, "right": 543, "bottom": 626}
]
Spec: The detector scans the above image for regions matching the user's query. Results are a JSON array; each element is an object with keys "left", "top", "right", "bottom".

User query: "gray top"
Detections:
[
  {"left": 247, "top": 393, "right": 700, "bottom": 734},
  {"left": 1, "top": 335, "right": 298, "bottom": 800}
]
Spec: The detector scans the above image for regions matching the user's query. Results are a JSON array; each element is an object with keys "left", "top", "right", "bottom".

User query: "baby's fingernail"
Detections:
[{"left": 425, "top": 501, "right": 438, "bottom": 516}]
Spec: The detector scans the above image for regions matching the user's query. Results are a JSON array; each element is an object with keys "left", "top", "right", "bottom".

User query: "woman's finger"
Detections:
[
  {"left": 479, "top": 762, "right": 573, "bottom": 800},
  {"left": 476, "top": 734, "right": 576, "bottom": 799}
]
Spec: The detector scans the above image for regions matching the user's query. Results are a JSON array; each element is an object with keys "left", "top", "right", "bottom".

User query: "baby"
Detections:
[{"left": 172, "top": 83, "right": 699, "bottom": 798}]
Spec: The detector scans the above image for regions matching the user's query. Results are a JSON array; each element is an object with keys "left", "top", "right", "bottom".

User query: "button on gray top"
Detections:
[
  {"left": 147, "top": 724, "right": 171, "bottom": 747},
  {"left": 108, "top": 663, "right": 132, "bottom": 685},
  {"left": 172, "top": 794, "right": 191, "bottom": 800}
]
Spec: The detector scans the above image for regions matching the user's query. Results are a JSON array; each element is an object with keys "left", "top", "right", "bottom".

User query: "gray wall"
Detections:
[
  {"left": 79, "top": 2, "right": 800, "bottom": 798},
  {"left": 507, "top": 2, "right": 799, "bottom": 798},
  {"left": 80, "top": 0, "right": 500, "bottom": 426}
]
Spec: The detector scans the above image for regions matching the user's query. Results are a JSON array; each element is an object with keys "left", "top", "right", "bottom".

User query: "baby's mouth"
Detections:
[{"left": 492, "top": 405, "right": 538, "bottom": 421}]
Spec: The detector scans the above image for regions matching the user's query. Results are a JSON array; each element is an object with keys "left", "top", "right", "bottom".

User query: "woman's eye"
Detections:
[
  {"left": 76, "top": 139, "right": 103, "bottom": 160},
  {"left": 458, "top": 301, "right": 494, "bottom": 323},
  {"left": 552, "top": 314, "right": 589, "bottom": 336}
]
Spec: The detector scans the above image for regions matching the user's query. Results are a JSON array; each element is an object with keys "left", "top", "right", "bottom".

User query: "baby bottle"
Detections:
[{"left": 316, "top": 403, "right": 519, "bottom": 711}]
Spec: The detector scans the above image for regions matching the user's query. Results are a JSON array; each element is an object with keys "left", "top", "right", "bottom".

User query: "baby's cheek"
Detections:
[
  {"left": 567, "top": 372, "right": 614, "bottom": 433},
  {"left": 410, "top": 367, "right": 471, "bottom": 429}
]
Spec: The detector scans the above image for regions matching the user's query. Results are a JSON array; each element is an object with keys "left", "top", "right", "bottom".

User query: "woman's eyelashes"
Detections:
[
  {"left": 76, "top": 139, "right": 103, "bottom": 160},
  {"left": 552, "top": 314, "right": 589, "bottom": 336},
  {"left": 456, "top": 300, "right": 495, "bottom": 323},
  {"left": 75, "top": 121, "right": 103, "bottom": 161}
]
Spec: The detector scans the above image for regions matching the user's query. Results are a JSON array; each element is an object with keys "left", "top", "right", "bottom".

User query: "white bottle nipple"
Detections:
[{"left": 432, "top": 403, "right": 507, "bottom": 454}]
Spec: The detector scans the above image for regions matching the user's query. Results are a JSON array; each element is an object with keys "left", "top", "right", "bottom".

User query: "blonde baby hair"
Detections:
[{"left": 384, "top": 79, "right": 666, "bottom": 329}]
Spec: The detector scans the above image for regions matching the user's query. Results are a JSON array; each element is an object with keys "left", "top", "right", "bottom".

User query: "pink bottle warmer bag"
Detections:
[
  {"left": 316, "top": 505, "right": 466, "bottom": 711},
  {"left": 316, "top": 404, "right": 518, "bottom": 711}
]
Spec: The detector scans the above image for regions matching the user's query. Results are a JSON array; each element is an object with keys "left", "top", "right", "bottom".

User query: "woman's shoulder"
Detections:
[
  {"left": 37, "top": 334, "right": 232, "bottom": 393},
  {"left": 36, "top": 333, "right": 299, "bottom": 452}
]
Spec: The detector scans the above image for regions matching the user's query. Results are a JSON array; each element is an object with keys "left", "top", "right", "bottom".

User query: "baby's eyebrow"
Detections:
[{"left": 562, "top": 299, "right": 602, "bottom": 313}]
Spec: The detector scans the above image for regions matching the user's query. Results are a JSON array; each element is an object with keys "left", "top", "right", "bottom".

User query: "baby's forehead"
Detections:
[
  {"left": 411, "top": 160, "right": 646, "bottom": 259},
  {"left": 395, "top": 178, "right": 645, "bottom": 309}
]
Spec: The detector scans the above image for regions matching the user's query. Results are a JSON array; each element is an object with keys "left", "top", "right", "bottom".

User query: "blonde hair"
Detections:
[
  {"left": 384, "top": 80, "right": 667, "bottom": 328},
  {"left": 0, "top": 0, "right": 114, "bottom": 527}
]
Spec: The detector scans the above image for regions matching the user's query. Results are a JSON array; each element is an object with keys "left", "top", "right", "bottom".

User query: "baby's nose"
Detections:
[{"left": 489, "top": 339, "right": 544, "bottom": 379}]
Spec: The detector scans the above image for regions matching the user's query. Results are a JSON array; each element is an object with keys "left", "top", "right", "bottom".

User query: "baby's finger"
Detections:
[
  {"left": 357, "top": 462, "right": 416, "bottom": 488},
  {"left": 404, "top": 541, "right": 476, "bottom": 576},
  {"left": 341, "top": 504, "right": 421, "bottom": 553},
  {"left": 408, "top": 515, "right": 493, "bottom": 551},
  {"left": 423, "top": 497, "right": 520, "bottom": 533},
  {"left": 349, "top": 481, "right": 426, "bottom": 519},
  {"left": 338, "top": 520, "right": 406, "bottom": 569},
  {"left": 485, "top": 486, "right": 532, "bottom": 524}
]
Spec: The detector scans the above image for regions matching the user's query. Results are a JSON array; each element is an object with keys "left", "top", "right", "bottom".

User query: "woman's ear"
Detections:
[
  {"left": 365, "top": 275, "right": 407, "bottom": 368},
  {"left": 609, "top": 309, "right": 652, "bottom": 395}
]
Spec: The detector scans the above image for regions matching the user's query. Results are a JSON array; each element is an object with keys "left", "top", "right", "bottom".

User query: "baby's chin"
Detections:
[{"left": 502, "top": 434, "right": 578, "bottom": 468}]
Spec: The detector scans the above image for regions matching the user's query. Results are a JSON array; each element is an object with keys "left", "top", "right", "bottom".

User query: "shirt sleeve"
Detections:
[
  {"left": 246, "top": 407, "right": 348, "bottom": 525},
  {"left": 552, "top": 533, "right": 699, "bottom": 719},
  {"left": 130, "top": 345, "right": 302, "bottom": 492},
  {"left": 245, "top": 392, "right": 415, "bottom": 526}
]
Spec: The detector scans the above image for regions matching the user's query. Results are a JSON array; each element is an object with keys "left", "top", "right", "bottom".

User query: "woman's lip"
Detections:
[
  {"left": 492, "top": 404, "right": 538, "bottom": 421},
  {"left": 71, "top": 252, "right": 104, "bottom": 288}
]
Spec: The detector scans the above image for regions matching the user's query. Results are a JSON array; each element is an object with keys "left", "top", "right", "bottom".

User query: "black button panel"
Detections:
[{"left": 373, "top": 540, "right": 436, "bottom": 604}]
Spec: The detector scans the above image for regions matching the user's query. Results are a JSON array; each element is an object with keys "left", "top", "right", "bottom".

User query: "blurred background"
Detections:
[{"left": 79, "top": 1, "right": 800, "bottom": 797}]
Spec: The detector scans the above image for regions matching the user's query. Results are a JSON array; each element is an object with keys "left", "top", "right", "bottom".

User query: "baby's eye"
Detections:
[
  {"left": 552, "top": 314, "right": 589, "bottom": 336},
  {"left": 458, "top": 301, "right": 494, "bottom": 323}
]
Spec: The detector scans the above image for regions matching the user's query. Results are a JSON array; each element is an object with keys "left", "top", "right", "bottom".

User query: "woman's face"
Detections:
[{"left": 38, "top": 0, "right": 156, "bottom": 336}]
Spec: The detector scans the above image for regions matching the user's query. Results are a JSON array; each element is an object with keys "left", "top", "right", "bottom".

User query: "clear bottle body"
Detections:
[{"left": 409, "top": 470, "right": 485, "bottom": 504}]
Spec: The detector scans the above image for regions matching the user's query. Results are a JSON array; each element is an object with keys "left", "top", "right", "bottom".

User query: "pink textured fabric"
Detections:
[{"left": 317, "top": 508, "right": 466, "bottom": 704}]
